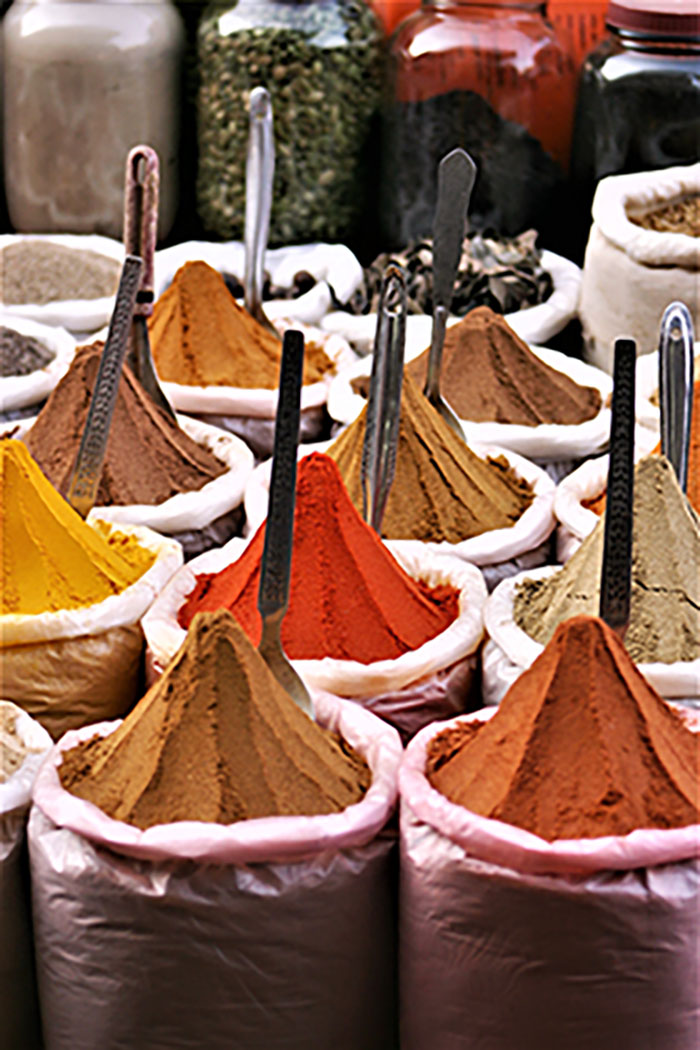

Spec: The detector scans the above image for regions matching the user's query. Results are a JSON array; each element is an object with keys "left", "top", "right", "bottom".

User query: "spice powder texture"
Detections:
[
  {"left": 328, "top": 372, "right": 533, "bottom": 542},
  {"left": 428, "top": 615, "right": 700, "bottom": 841},
  {"left": 406, "top": 306, "right": 601, "bottom": 425},
  {"left": 515, "top": 455, "right": 700, "bottom": 664},
  {"left": 149, "top": 260, "right": 331, "bottom": 389},
  {"left": 26, "top": 343, "right": 226, "bottom": 506},
  {"left": 1, "top": 440, "right": 153, "bottom": 617},
  {"left": 0, "top": 326, "right": 54, "bottom": 377},
  {"left": 59, "top": 609, "right": 371, "bottom": 829},
  {"left": 0, "top": 241, "right": 120, "bottom": 305},
  {"left": 179, "top": 453, "right": 459, "bottom": 663}
]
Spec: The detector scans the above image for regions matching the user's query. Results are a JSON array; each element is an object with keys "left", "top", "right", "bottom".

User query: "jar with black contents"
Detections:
[
  {"left": 380, "top": 0, "right": 578, "bottom": 251},
  {"left": 196, "top": 0, "right": 382, "bottom": 248},
  {"left": 570, "top": 0, "right": 700, "bottom": 260}
]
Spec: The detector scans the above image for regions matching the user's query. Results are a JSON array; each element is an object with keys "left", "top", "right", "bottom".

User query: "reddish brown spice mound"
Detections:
[
  {"left": 428, "top": 615, "right": 699, "bottom": 841},
  {"left": 179, "top": 452, "right": 460, "bottom": 663},
  {"left": 59, "top": 609, "right": 370, "bottom": 829}
]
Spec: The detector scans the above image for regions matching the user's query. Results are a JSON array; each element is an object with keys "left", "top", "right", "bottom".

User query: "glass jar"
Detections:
[
  {"left": 570, "top": 0, "right": 700, "bottom": 257},
  {"left": 2, "top": 0, "right": 184, "bottom": 240},
  {"left": 196, "top": 0, "right": 382, "bottom": 247},
  {"left": 380, "top": 0, "right": 578, "bottom": 250}
]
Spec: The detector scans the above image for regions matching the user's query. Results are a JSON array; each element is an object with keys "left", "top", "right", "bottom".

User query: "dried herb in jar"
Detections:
[{"left": 196, "top": 0, "right": 382, "bottom": 246}]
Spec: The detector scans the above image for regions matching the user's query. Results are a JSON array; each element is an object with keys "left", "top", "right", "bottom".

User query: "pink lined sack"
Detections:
[
  {"left": 29, "top": 691, "right": 402, "bottom": 1050},
  {"left": 399, "top": 710, "right": 700, "bottom": 1050}
]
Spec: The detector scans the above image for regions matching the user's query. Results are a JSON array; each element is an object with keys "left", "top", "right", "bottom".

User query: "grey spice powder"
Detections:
[{"left": 196, "top": 0, "right": 381, "bottom": 245}]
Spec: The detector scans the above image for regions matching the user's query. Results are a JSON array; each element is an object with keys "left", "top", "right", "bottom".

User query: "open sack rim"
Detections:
[{"left": 0, "top": 314, "right": 76, "bottom": 413}]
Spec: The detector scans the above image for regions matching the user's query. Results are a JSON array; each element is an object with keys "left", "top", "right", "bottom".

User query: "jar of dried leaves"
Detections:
[{"left": 196, "top": 0, "right": 382, "bottom": 246}]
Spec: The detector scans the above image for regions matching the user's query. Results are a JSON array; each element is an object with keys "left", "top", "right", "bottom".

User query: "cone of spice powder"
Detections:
[
  {"left": 406, "top": 306, "right": 601, "bottom": 426},
  {"left": 514, "top": 455, "right": 700, "bottom": 666},
  {"left": 427, "top": 615, "right": 700, "bottom": 841},
  {"left": 148, "top": 260, "right": 332, "bottom": 389},
  {"left": 59, "top": 609, "right": 371, "bottom": 829},
  {"left": 327, "top": 372, "right": 534, "bottom": 542},
  {"left": 25, "top": 343, "right": 227, "bottom": 507},
  {"left": 179, "top": 452, "right": 460, "bottom": 664}
]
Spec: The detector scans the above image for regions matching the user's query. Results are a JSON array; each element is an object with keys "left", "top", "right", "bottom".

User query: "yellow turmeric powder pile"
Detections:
[
  {"left": 149, "top": 260, "right": 332, "bottom": 389},
  {"left": 0, "top": 440, "right": 154, "bottom": 617}
]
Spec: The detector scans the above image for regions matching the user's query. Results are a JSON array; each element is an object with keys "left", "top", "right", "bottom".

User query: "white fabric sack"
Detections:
[
  {"left": 154, "top": 239, "right": 365, "bottom": 323},
  {"left": 0, "top": 314, "right": 75, "bottom": 414},
  {"left": 636, "top": 342, "right": 700, "bottom": 432},
  {"left": 0, "top": 703, "right": 52, "bottom": 1050},
  {"left": 399, "top": 708, "right": 700, "bottom": 1050},
  {"left": 243, "top": 442, "right": 556, "bottom": 591},
  {"left": 319, "top": 249, "right": 582, "bottom": 355},
  {"left": 11, "top": 414, "right": 254, "bottom": 559},
  {"left": 0, "top": 233, "right": 124, "bottom": 332},
  {"left": 328, "top": 344, "right": 612, "bottom": 468},
  {"left": 143, "top": 535, "right": 487, "bottom": 741},
  {"left": 29, "top": 692, "right": 401, "bottom": 1050},
  {"left": 1, "top": 520, "right": 182, "bottom": 740},
  {"left": 554, "top": 432, "right": 660, "bottom": 562},
  {"left": 482, "top": 566, "right": 700, "bottom": 707},
  {"left": 580, "top": 164, "right": 700, "bottom": 371}
]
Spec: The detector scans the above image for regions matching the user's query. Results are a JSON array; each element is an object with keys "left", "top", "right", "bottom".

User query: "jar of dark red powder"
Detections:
[{"left": 379, "top": 0, "right": 578, "bottom": 250}]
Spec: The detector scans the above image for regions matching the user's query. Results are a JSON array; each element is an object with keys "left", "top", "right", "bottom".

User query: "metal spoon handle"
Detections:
[
  {"left": 361, "top": 264, "right": 407, "bottom": 533},
  {"left": 599, "top": 338, "right": 636, "bottom": 638},
  {"left": 244, "top": 87, "right": 275, "bottom": 323},
  {"left": 124, "top": 145, "right": 158, "bottom": 315},
  {"left": 66, "top": 255, "right": 143, "bottom": 518},
  {"left": 258, "top": 330, "right": 304, "bottom": 620},
  {"left": 425, "top": 148, "right": 476, "bottom": 404},
  {"left": 659, "top": 301, "right": 695, "bottom": 493}
]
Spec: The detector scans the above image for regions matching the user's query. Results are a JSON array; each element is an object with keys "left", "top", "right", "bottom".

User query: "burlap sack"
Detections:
[
  {"left": 0, "top": 702, "right": 52, "bottom": 1050},
  {"left": 482, "top": 567, "right": 700, "bottom": 708},
  {"left": 580, "top": 164, "right": 700, "bottom": 371},
  {"left": 1, "top": 520, "right": 182, "bottom": 740},
  {"left": 0, "top": 314, "right": 75, "bottom": 415},
  {"left": 11, "top": 413, "right": 254, "bottom": 559},
  {"left": 0, "top": 232, "right": 124, "bottom": 332},
  {"left": 243, "top": 443, "right": 556, "bottom": 592},
  {"left": 143, "top": 537, "right": 487, "bottom": 742},
  {"left": 399, "top": 708, "right": 700, "bottom": 1050},
  {"left": 319, "top": 249, "right": 582, "bottom": 355},
  {"left": 29, "top": 691, "right": 402, "bottom": 1050}
]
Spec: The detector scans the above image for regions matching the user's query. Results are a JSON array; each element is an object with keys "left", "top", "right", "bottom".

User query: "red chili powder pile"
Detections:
[
  {"left": 584, "top": 383, "right": 699, "bottom": 517},
  {"left": 428, "top": 615, "right": 700, "bottom": 841},
  {"left": 179, "top": 452, "right": 460, "bottom": 663},
  {"left": 59, "top": 609, "right": 370, "bottom": 829}
]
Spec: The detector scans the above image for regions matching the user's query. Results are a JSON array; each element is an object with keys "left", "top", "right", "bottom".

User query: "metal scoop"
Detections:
[
  {"left": 658, "top": 301, "right": 695, "bottom": 493},
  {"left": 244, "top": 87, "right": 280, "bottom": 341},
  {"left": 123, "top": 145, "right": 176, "bottom": 420},
  {"left": 66, "top": 255, "right": 143, "bottom": 518},
  {"left": 599, "top": 338, "right": 636, "bottom": 639},
  {"left": 361, "top": 264, "right": 407, "bottom": 534},
  {"left": 424, "top": 148, "right": 477, "bottom": 440},
  {"left": 257, "top": 329, "right": 313, "bottom": 718}
]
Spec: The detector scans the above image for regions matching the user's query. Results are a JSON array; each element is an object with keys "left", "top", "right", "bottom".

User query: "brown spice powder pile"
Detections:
[
  {"left": 428, "top": 615, "right": 700, "bottom": 841},
  {"left": 631, "top": 194, "right": 700, "bottom": 237},
  {"left": 26, "top": 343, "right": 226, "bottom": 506},
  {"left": 327, "top": 372, "right": 533, "bottom": 542},
  {"left": 149, "top": 260, "right": 332, "bottom": 390},
  {"left": 59, "top": 610, "right": 370, "bottom": 829},
  {"left": 406, "top": 307, "right": 601, "bottom": 426},
  {"left": 0, "top": 241, "right": 120, "bottom": 304}
]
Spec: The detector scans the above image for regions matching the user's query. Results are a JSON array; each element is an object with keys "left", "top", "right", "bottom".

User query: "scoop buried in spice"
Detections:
[
  {"left": 25, "top": 343, "right": 226, "bottom": 507},
  {"left": 327, "top": 372, "right": 533, "bottom": 542},
  {"left": 407, "top": 307, "right": 602, "bottom": 426},
  {"left": 427, "top": 615, "right": 700, "bottom": 841},
  {"left": 0, "top": 440, "right": 154, "bottom": 617},
  {"left": 515, "top": 455, "right": 700, "bottom": 665},
  {"left": 58, "top": 609, "right": 371, "bottom": 830},
  {"left": 149, "top": 260, "right": 332, "bottom": 389},
  {"left": 179, "top": 453, "right": 460, "bottom": 664}
]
